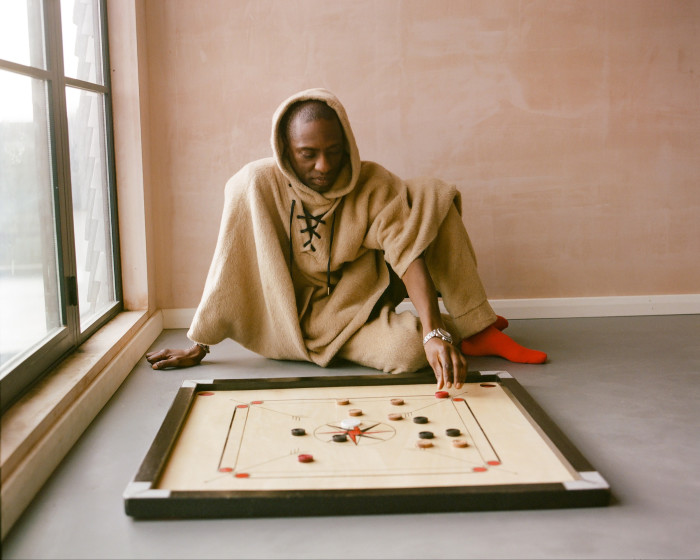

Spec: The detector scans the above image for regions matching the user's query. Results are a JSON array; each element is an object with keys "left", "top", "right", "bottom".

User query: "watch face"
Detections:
[{"left": 437, "top": 328, "right": 452, "bottom": 342}]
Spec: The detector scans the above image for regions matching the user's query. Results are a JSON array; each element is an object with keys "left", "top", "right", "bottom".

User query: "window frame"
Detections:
[{"left": 0, "top": 0, "right": 122, "bottom": 412}]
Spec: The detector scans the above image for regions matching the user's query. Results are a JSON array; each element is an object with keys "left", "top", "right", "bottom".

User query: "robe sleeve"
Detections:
[{"left": 363, "top": 167, "right": 461, "bottom": 278}]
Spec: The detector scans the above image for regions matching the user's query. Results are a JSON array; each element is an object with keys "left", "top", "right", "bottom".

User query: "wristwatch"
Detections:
[{"left": 422, "top": 328, "right": 453, "bottom": 345}]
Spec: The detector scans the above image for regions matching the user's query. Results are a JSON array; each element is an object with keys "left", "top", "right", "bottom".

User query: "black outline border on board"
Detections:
[{"left": 124, "top": 370, "right": 611, "bottom": 519}]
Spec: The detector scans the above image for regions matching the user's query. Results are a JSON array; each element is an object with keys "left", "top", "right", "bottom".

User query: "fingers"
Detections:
[
  {"left": 146, "top": 349, "right": 170, "bottom": 364},
  {"left": 435, "top": 366, "right": 445, "bottom": 390},
  {"left": 146, "top": 348, "right": 183, "bottom": 370},
  {"left": 440, "top": 359, "right": 453, "bottom": 389},
  {"left": 451, "top": 350, "right": 467, "bottom": 388},
  {"left": 147, "top": 346, "right": 206, "bottom": 370},
  {"left": 151, "top": 356, "right": 178, "bottom": 370},
  {"left": 444, "top": 353, "right": 467, "bottom": 389},
  {"left": 426, "top": 340, "right": 467, "bottom": 390}
]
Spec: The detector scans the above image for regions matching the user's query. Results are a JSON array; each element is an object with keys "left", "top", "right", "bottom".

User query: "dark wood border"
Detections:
[{"left": 124, "top": 371, "right": 610, "bottom": 518}]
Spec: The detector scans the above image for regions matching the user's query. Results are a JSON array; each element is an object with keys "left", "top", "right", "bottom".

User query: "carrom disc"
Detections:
[{"left": 340, "top": 418, "right": 362, "bottom": 430}]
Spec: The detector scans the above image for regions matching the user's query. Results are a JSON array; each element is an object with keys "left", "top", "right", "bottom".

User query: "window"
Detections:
[{"left": 0, "top": 0, "right": 121, "bottom": 411}]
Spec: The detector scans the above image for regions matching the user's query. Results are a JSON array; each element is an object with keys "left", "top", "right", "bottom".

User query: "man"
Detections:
[{"left": 147, "top": 89, "right": 546, "bottom": 389}]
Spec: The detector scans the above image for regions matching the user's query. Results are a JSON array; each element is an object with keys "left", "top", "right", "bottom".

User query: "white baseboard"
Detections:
[
  {"left": 163, "top": 294, "right": 700, "bottom": 329},
  {"left": 488, "top": 294, "right": 700, "bottom": 319}
]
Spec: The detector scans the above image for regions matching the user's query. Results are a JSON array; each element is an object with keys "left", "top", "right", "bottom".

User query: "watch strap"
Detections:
[{"left": 422, "top": 328, "right": 453, "bottom": 345}]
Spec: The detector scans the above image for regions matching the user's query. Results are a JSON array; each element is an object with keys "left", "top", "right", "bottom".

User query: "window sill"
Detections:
[{"left": 0, "top": 310, "right": 163, "bottom": 540}]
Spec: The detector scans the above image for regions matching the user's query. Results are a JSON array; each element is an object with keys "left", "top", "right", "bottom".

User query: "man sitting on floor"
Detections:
[{"left": 147, "top": 88, "right": 546, "bottom": 389}]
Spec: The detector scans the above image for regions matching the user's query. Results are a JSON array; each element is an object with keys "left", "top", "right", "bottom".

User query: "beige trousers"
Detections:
[{"left": 337, "top": 206, "right": 496, "bottom": 373}]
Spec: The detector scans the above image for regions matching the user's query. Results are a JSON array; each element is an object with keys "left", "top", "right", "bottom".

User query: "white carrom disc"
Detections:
[{"left": 340, "top": 418, "right": 362, "bottom": 430}]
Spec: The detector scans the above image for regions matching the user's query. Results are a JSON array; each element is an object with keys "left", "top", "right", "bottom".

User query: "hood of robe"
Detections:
[{"left": 271, "top": 88, "right": 361, "bottom": 208}]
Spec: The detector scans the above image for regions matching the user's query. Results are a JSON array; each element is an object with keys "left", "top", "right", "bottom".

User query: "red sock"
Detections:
[
  {"left": 493, "top": 315, "right": 509, "bottom": 331},
  {"left": 460, "top": 325, "right": 547, "bottom": 364}
]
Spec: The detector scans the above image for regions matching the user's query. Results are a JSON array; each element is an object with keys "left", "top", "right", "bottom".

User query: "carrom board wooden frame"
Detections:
[{"left": 124, "top": 371, "right": 610, "bottom": 519}]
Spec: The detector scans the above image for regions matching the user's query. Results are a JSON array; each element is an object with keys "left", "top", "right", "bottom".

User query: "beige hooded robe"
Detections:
[{"left": 188, "top": 89, "right": 490, "bottom": 370}]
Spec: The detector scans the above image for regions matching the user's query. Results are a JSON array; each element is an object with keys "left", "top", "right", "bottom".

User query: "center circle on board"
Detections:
[{"left": 312, "top": 420, "right": 397, "bottom": 445}]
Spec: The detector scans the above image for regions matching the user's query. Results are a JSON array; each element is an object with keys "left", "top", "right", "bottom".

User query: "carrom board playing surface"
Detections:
[{"left": 124, "top": 371, "right": 610, "bottom": 518}]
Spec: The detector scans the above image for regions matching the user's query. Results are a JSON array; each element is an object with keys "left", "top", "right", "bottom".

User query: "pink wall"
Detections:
[{"left": 142, "top": 0, "right": 700, "bottom": 309}]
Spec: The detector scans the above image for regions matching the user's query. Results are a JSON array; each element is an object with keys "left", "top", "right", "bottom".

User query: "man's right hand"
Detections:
[{"left": 146, "top": 344, "right": 207, "bottom": 370}]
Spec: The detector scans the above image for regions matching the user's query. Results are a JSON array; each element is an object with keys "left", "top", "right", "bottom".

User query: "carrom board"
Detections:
[{"left": 124, "top": 371, "right": 610, "bottom": 518}]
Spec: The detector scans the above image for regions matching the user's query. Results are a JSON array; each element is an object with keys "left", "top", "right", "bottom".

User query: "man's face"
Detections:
[{"left": 285, "top": 116, "right": 345, "bottom": 193}]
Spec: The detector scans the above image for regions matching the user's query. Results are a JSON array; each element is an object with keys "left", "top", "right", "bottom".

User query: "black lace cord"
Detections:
[
  {"left": 326, "top": 211, "right": 336, "bottom": 295},
  {"left": 297, "top": 209, "right": 325, "bottom": 251},
  {"left": 289, "top": 198, "right": 296, "bottom": 282},
  {"left": 287, "top": 191, "right": 337, "bottom": 296}
]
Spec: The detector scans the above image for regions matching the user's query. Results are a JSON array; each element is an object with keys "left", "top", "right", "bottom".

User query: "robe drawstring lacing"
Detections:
[
  {"left": 297, "top": 207, "right": 326, "bottom": 252},
  {"left": 289, "top": 193, "right": 337, "bottom": 295}
]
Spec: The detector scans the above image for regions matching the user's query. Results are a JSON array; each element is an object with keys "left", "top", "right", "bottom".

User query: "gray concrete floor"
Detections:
[{"left": 3, "top": 315, "right": 700, "bottom": 559}]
